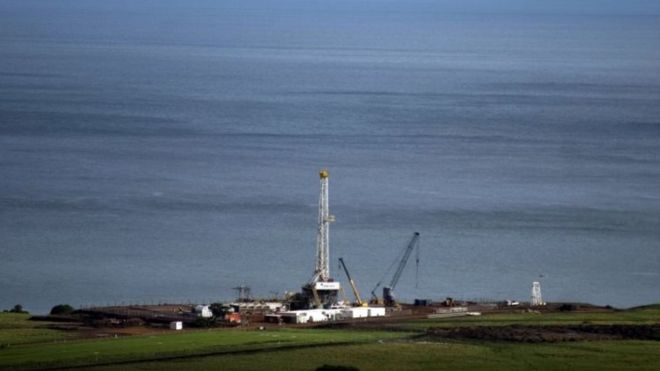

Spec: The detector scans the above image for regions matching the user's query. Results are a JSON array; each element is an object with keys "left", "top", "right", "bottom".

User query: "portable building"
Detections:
[
  {"left": 340, "top": 307, "right": 370, "bottom": 319},
  {"left": 279, "top": 309, "right": 343, "bottom": 324},
  {"left": 169, "top": 321, "right": 183, "bottom": 330},
  {"left": 367, "top": 307, "right": 386, "bottom": 317}
]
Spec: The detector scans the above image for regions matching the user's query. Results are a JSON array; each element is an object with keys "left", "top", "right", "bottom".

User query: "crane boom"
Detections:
[
  {"left": 369, "top": 232, "right": 421, "bottom": 306},
  {"left": 381, "top": 232, "right": 420, "bottom": 307},
  {"left": 388, "top": 232, "right": 420, "bottom": 290},
  {"left": 338, "top": 257, "right": 364, "bottom": 306}
]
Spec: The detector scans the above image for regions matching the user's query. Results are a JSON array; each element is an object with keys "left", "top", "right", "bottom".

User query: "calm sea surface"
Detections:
[{"left": 1, "top": 1, "right": 659, "bottom": 313}]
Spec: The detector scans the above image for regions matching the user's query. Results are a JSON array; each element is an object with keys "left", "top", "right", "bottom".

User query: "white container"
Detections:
[
  {"left": 341, "top": 307, "right": 370, "bottom": 319},
  {"left": 367, "top": 307, "right": 386, "bottom": 317},
  {"left": 169, "top": 321, "right": 183, "bottom": 330},
  {"left": 280, "top": 309, "right": 343, "bottom": 323}
]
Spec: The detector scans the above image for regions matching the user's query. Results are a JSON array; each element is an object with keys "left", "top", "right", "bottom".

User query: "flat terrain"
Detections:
[
  {"left": 0, "top": 321, "right": 408, "bottom": 370},
  {"left": 95, "top": 341, "right": 660, "bottom": 371},
  {"left": 0, "top": 305, "right": 658, "bottom": 370},
  {"left": 387, "top": 306, "right": 660, "bottom": 331},
  {"left": 0, "top": 313, "right": 75, "bottom": 346}
]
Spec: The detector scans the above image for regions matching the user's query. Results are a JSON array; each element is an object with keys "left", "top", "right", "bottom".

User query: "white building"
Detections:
[
  {"left": 280, "top": 307, "right": 387, "bottom": 323},
  {"left": 280, "top": 309, "right": 343, "bottom": 324},
  {"left": 340, "top": 307, "right": 386, "bottom": 319},
  {"left": 232, "top": 302, "right": 285, "bottom": 312}
]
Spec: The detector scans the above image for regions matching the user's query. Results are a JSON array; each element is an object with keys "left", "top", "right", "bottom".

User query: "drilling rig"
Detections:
[{"left": 298, "top": 169, "right": 340, "bottom": 309}]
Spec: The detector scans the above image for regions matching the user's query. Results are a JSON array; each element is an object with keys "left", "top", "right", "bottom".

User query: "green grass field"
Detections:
[
  {"left": 0, "top": 324, "right": 408, "bottom": 369},
  {"left": 95, "top": 340, "right": 660, "bottom": 371},
  {"left": 398, "top": 305, "right": 660, "bottom": 330},
  {"left": 0, "top": 307, "right": 658, "bottom": 370},
  {"left": 0, "top": 313, "right": 74, "bottom": 346}
]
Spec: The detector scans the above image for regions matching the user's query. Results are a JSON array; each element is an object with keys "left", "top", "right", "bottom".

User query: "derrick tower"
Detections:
[
  {"left": 531, "top": 281, "right": 545, "bottom": 306},
  {"left": 312, "top": 169, "right": 334, "bottom": 283},
  {"left": 293, "top": 169, "right": 340, "bottom": 310}
]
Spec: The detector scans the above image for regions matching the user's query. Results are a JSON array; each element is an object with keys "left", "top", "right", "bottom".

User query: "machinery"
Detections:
[
  {"left": 371, "top": 232, "right": 421, "bottom": 307},
  {"left": 299, "top": 169, "right": 340, "bottom": 309},
  {"left": 338, "top": 257, "right": 367, "bottom": 307},
  {"left": 232, "top": 285, "right": 251, "bottom": 302}
]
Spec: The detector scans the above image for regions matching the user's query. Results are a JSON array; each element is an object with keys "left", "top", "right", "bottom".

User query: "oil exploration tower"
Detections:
[
  {"left": 301, "top": 169, "right": 340, "bottom": 309},
  {"left": 531, "top": 281, "right": 545, "bottom": 306}
]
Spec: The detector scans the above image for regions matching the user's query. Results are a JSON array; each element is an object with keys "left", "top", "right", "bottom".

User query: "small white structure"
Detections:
[
  {"left": 369, "top": 307, "right": 386, "bottom": 317},
  {"left": 194, "top": 305, "right": 213, "bottom": 318},
  {"left": 314, "top": 282, "right": 341, "bottom": 290},
  {"left": 280, "top": 307, "right": 387, "bottom": 323},
  {"left": 232, "top": 302, "right": 284, "bottom": 312},
  {"left": 340, "top": 307, "right": 386, "bottom": 319},
  {"left": 169, "top": 321, "right": 183, "bottom": 330},
  {"left": 531, "top": 281, "right": 545, "bottom": 306},
  {"left": 280, "top": 309, "right": 343, "bottom": 324},
  {"left": 435, "top": 306, "right": 468, "bottom": 314},
  {"left": 341, "top": 307, "right": 369, "bottom": 319}
]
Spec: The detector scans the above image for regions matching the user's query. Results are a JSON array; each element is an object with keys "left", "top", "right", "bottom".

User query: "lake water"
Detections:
[{"left": 1, "top": 1, "right": 659, "bottom": 313}]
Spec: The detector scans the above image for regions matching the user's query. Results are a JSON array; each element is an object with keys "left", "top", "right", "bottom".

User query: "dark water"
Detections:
[{"left": 1, "top": 1, "right": 659, "bottom": 313}]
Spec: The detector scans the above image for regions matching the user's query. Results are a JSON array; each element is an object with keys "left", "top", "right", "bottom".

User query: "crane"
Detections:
[
  {"left": 370, "top": 232, "right": 420, "bottom": 307},
  {"left": 338, "top": 257, "right": 367, "bottom": 307}
]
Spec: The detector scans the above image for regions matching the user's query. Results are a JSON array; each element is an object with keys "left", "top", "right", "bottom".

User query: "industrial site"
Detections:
[
  {"left": 4, "top": 169, "right": 656, "bottom": 371},
  {"left": 55, "top": 169, "right": 555, "bottom": 332},
  {"left": 3, "top": 171, "right": 658, "bottom": 370}
]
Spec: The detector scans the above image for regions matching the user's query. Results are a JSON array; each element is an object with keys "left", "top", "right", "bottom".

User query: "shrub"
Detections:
[
  {"left": 50, "top": 304, "right": 75, "bottom": 315},
  {"left": 190, "top": 317, "right": 215, "bottom": 328},
  {"left": 559, "top": 303, "right": 577, "bottom": 312},
  {"left": 8, "top": 304, "right": 28, "bottom": 314}
]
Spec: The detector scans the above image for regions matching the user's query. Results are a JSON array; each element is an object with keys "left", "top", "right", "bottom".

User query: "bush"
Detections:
[
  {"left": 8, "top": 304, "right": 28, "bottom": 314},
  {"left": 559, "top": 303, "right": 577, "bottom": 312},
  {"left": 50, "top": 304, "right": 75, "bottom": 315},
  {"left": 190, "top": 317, "right": 215, "bottom": 328}
]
